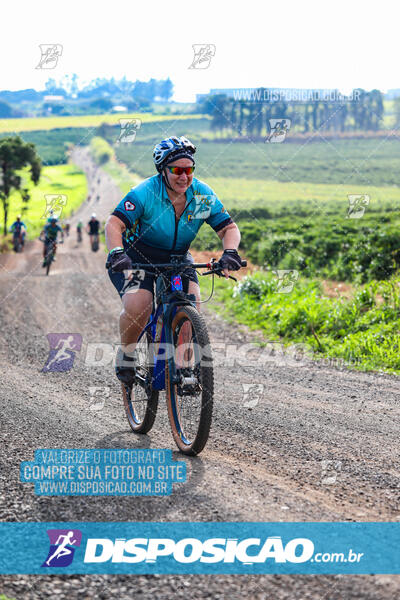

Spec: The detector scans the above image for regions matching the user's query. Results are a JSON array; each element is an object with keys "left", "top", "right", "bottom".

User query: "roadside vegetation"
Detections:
[{"left": 198, "top": 270, "right": 400, "bottom": 374}]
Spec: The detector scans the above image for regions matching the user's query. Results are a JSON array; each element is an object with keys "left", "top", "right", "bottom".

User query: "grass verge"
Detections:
[{"left": 200, "top": 269, "right": 400, "bottom": 374}]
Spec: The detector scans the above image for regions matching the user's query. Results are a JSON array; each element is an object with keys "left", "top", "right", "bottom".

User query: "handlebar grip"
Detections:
[{"left": 241, "top": 260, "right": 247, "bottom": 267}]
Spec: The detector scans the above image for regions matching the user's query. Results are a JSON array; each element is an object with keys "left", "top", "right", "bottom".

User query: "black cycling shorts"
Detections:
[{"left": 107, "top": 240, "right": 199, "bottom": 300}]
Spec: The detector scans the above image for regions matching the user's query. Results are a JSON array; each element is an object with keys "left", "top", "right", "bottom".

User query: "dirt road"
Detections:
[{"left": 0, "top": 149, "right": 399, "bottom": 599}]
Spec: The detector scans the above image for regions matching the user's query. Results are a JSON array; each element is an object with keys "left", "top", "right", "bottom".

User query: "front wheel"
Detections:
[
  {"left": 166, "top": 305, "right": 213, "bottom": 455},
  {"left": 122, "top": 330, "right": 159, "bottom": 433},
  {"left": 45, "top": 243, "right": 54, "bottom": 275}
]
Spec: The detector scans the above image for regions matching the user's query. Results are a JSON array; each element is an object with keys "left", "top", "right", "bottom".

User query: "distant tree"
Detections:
[
  {"left": 158, "top": 78, "right": 173, "bottom": 101},
  {"left": 338, "top": 102, "right": 348, "bottom": 132},
  {"left": 0, "top": 137, "right": 41, "bottom": 235},
  {"left": 44, "top": 78, "right": 66, "bottom": 96},
  {"left": 303, "top": 103, "right": 312, "bottom": 133},
  {"left": 229, "top": 100, "right": 238, "bottom": 134},
  {"left": 312, "top": 101, "right": 320, "bottom": 130},
  {"left": 350, "top": 88, "right": 367, "bottom": 130},
  {"left": 0, "top": 101, "right": 14, "bottom": 118},
  {"left": 238, "top": 101, "right": 245, "bottom": 136},
  {"left": 197, "top": 94, "right": 223, "bottom": 115},
  {"left": 90, "top": 98, "right": 113, "bottom": 111},
  {"left": 367, "top": 89, "right": 384, "bottom": 130},
  {"left": 210, "top": 95, "right": 230, "bottom": 134},
  {"left": 394, "top": 97, "right": 400, "bottom": 127}
]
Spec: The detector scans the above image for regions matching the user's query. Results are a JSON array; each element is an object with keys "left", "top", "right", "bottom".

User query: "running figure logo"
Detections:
[
  {"left": 189, "top": 44, "right": 216, "bottom": 69},
  {"left": 42, "top": 194, "right": 67, "bottom": 220},
  {"left": 347, "top": 194, "right": 370, "bottom": 219},
  {"left": 117, "top": 118, "right": 142, "bottom": 143},
  {"left": 42, "top": 333, "right": 83, "bottom": 373},
  {"left": 36, "top": 44, "right": 63, "bottom": 69},
  {"left": 274, "top": 270, "right": 299, "bottom": 293},
  {"left": 42, "top": 529, "right": 82, "bottom": 567},
  {"left": 242, "top": 383, "right": 264, "bottom": 408},
  {"left": 265, "top": 119, "right": 291, "bottom": 143}
]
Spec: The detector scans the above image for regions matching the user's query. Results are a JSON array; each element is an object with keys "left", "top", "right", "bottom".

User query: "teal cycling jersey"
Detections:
[
  {"left": 44, "top": 223, "right": 63, "bottom": 241},
  {"left": 10, "top": 221, "right": 27, "bottom": 233},
  {"left": 112, "top": 174, "right": 233, "bottom": 252}
]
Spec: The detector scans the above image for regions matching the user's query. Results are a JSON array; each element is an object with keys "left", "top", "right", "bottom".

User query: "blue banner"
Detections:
[{"left": 0, "top": 522, "right": 399, "bottom": 574}]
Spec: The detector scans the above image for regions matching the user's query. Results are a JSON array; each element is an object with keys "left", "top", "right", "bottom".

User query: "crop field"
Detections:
[
  {"left": 0, "top": 113, "right": 207, "bottom": 133},
  {"left": 115, "top": 136, "right": 400, "bottom": 187}
]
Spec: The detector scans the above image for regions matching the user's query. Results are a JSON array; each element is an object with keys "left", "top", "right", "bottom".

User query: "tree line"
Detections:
[{"left": 198, "top": 89, "right": 385, "bottom": 136}]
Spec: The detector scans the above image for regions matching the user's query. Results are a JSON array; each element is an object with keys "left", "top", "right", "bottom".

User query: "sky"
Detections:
[{"left": 1, "top": 0, "right": 399, "bottom": 101}]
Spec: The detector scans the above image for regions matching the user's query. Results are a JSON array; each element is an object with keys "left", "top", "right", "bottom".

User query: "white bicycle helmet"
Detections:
[{"left": 153, "top": 136, "right": 196, "bottom": 173}]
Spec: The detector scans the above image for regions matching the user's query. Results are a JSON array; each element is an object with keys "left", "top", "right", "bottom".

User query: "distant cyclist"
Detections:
[
  {"left": 76, "top": 220, "right": 83, "bottom": 243},
  {"left": 64, "top": 221, "right": 70, "bottom": 237},
  {"left": 40, "top": 217, "right": 64, "bottom": 267},
  {"left": 10, "top": 215, "right": 27, "bottom": 249},
  {"left": 87, "top": 213, "right": 100, "bottom": 250}
]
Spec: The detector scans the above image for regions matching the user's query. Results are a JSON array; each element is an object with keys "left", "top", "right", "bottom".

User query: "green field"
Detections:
[
  {"left": 115, "top": 137, "right": 400, "bottom": 187},
  {"left": 4, "top": 164, "right": 87, "bottom": 238},
  {"left": 0, "top": 113, "right": 207, "bottom": 133}
]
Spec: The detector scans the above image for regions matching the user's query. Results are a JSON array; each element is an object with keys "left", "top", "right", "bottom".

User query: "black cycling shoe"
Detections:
[
  {"left": 115, "top": 349, "right": 137, "bottom": 387},
  {"left": 115, "top": 365, "right": 137, "bottom": 387}
]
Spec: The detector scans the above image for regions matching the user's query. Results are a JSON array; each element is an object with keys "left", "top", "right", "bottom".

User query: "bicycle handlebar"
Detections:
[
  {"left": 127, "top": 259, "right": 246, "bottom": 269},
  {"left": 124, "top": 259, "right": 247, "bottom": 282}
]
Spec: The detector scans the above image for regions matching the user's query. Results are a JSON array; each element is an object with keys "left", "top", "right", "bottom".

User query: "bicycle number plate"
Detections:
[{"left": 171, "top": 275, "right": 183, "bottom": 291}]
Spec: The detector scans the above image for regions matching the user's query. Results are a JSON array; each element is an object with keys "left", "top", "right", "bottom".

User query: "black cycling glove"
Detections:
[
  {"left": 106, "top": 248, "right": 132, "bottom": 272},
  {"left": 218, "top": 249, "right": 242, "bottom": 271}
]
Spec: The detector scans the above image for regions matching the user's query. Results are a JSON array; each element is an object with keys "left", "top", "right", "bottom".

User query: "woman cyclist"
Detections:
[{"left": 105, "top": 136, "right": 242, "bottom": 386}]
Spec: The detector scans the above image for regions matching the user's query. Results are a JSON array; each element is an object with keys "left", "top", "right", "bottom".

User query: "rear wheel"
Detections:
[
  {"left": 122, "top": 330, "right": 159, "bottom": 433},
  {"left": 166, "top": 305, "right": 213, "bottom": 455}
]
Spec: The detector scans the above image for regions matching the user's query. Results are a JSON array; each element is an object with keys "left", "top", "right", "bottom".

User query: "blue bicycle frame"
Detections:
[{"left": 136, "top": 273, "right": 197, "bottom": 391}]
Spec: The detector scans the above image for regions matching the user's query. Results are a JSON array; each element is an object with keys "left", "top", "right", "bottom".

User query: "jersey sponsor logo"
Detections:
[
  {"left": 187, "top": 212, "right": 194, "bottom": 222},
  {"left": 124, "top": 200, "right": 136, "bottom": 211}
]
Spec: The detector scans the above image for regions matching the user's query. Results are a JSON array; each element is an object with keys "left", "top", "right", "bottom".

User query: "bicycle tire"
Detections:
[
  {"left": 166, "top": 305, "right": 213, "bottom": 455},
  {"left": 45, "top": 245, "right": 54, "bottom": 276},
  {"left": 122, "top": 330, "right": 159, "bottom": 433}
]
